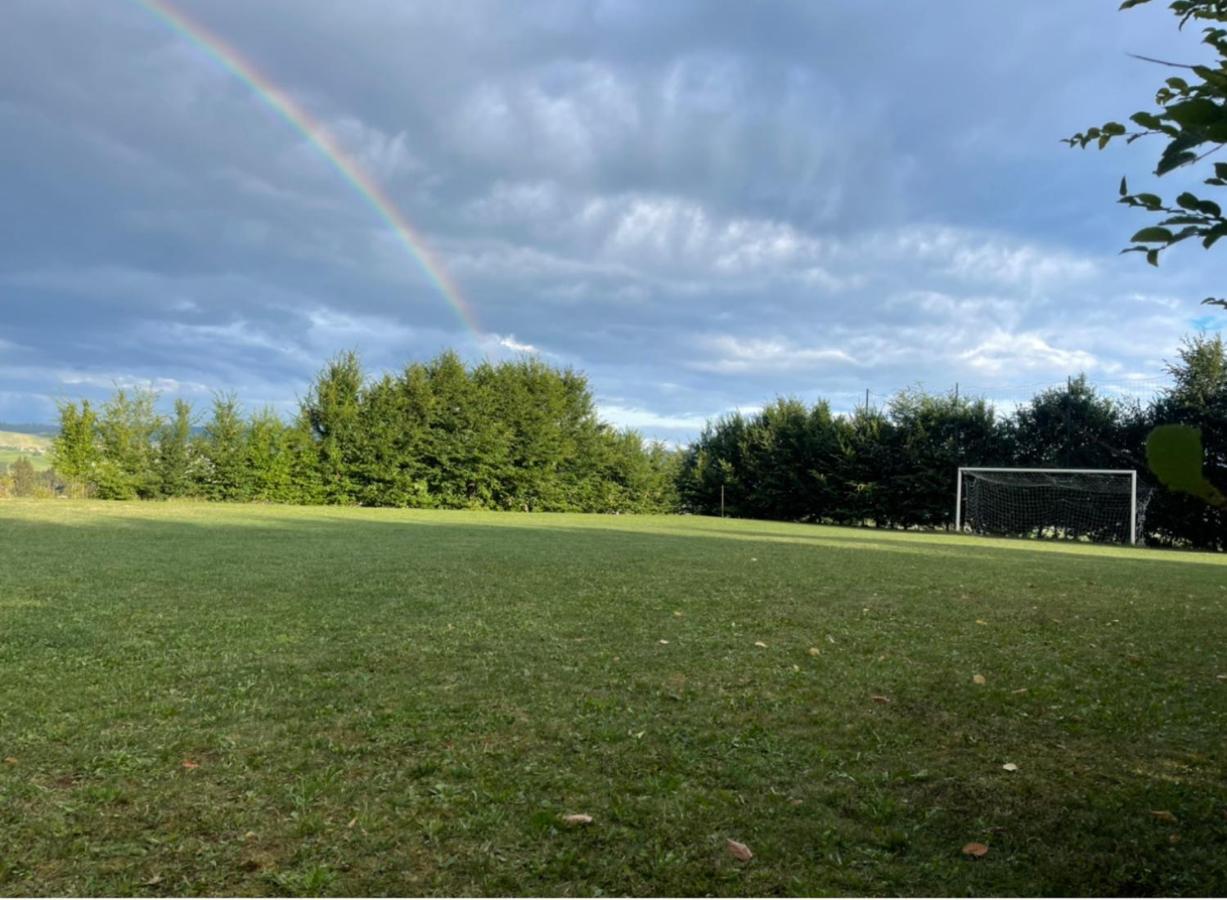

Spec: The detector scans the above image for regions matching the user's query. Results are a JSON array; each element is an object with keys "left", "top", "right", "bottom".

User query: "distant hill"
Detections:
[
  {"left": 0, "top": 423, "right": 57, "bottom": 438},
  {"left": 0, "top": 430, "right": 53, "bottom": 471},
  {"left": 0, "top": 430, "right": 51, "bottom": 452}
]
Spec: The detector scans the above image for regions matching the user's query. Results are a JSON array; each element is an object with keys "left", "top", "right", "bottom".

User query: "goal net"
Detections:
[{"left": 956, "top": 468, "right": 1149, "bottom": 545}]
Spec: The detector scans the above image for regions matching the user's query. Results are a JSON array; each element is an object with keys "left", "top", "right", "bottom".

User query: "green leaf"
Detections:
[
  {"left": 1147, "top": 248, "right": 1160, "bottom": 266},
  {"left": 1131, "top": 226, "right": 1175, "bottom": 243},
  {"left": 1165, "top": 98, "right": 1221, "bottom": 127},
  {"left": 1157, "top": 149, "right": 1198, "bottom": 175},
  {"left": 1192, "top": 65, "right": 1227, "bottom": 91},
  {"left": 1177, "top": 191, "right": 1204, "bottom": 211},
  {"left": 1147, "top": 425, "right": 1227, "bottom": 505},
  {"left": 1119, "top": 176, "right": 1129, "bottom": 197},
  {"left": 1197, "top": 198, "right": 1223, "bottom": 217},
  {"left": 1130, "top": 111, "right": 1164, "bottom": 131}
]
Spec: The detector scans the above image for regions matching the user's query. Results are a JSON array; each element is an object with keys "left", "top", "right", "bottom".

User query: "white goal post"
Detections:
[{"left": 955, "top": 467, "right": 1141, "bottom": 545}]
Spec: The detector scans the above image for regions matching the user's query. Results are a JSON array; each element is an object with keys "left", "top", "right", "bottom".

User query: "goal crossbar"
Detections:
[{"left": 955, "top": 467, "right": 1139, "bottom": 545}]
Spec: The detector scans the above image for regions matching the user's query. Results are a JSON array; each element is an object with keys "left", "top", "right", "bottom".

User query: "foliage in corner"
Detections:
[
  {"left": 1146, "top": 423, "right": 1227, "bottom": 503},
  {"left": 1065, "top": 0, "right": 1227, "bottom": 307}
]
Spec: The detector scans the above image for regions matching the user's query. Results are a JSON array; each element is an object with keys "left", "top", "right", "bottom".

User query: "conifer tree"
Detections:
[
  {"left": 198, "top": 393, "right": 248, "bottom": 501},
  {"left": 157, "top": 399, "right": 196, "bottom": 498},
  {"left": 94, "top": 389, "right": 162, "bottom": 499},
  {"left": 51, "top": 399, "right": 101, "bottom": 495}
]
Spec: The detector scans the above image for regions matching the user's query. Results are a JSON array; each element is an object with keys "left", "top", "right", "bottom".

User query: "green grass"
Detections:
[
  {"left": 0, "top": 431, "right": 52, "bottom": 471},
  {"left": 0, "top": 450, "right": 50, "bottom": 471},
  {"left": 1, "top": 501, "right": 1225, "bottom": 896}
]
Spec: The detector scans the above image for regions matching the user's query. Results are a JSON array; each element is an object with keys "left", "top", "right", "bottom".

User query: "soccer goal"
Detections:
[{"left": 955, "top": 468, "right": 1147, "bottom": 545}]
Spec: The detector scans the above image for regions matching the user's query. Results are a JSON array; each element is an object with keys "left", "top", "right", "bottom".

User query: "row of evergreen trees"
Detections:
[
  {"left": 677, "top": 335, "right": 1227, "bottom": 549},
  {"left": 49, "top": 352, "right": 680, "bottom": 513},
  {"left": 35, "top": 338, "right": 1227, "bottom": 548}
]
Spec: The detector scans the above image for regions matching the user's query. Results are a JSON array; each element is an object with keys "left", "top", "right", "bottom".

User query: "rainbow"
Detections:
[{"left": 134, "top": 0, "right": 483, "bottom": 335}]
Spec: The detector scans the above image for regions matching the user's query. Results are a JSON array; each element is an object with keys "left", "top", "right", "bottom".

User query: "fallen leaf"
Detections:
[
  {"left": 962, "top": 842, "right": 989, "bottom": 858},
  {"left": 1150, "top": 809, "right": 1179, "bottom": 824},
  {"left": 1011, "top": 688, "right": 1028, "bottom": 695},
  {"left": 1002, "top": 763, "right": 1019, "bottom": 772},
  {"left": 142, "top": 875, "right": 162, "bottom": 887},
  {"left": 750, "top": 558, "right": 758, "bottom": 563},
  {"left": 347, "top": 817, "right": 357, "bottom": 828},
  {"left": 2, "top": 757, "right": 16, "bottom": 765},
  {"left": 807, "top": 647, "right": 821, "bottom": 656},
  {"left": 1169, "top": 832, "right": 1181, "bottom": 844},
  {"left": 976, "top": 619, "right": 989, "bottom": 625},
  {"left": 562, "top": 813, "right": 593, "bottom": 825},
  {"left": 789, "top": 798, "right": 804, "bottom": 806},
  {"left": 871, "top": 694, "right": 891, "bottom": 704},
  {"left": 754, "top": 641, "right": 767, "bottom": 648},
  {"left": 726, "top": 838, "right": 753, "bottom": 861},
  {"left": 973, "top": 674, "right": 987, "bottom": 685},
  {"left": 673, "top": 610, "right": 684, "bottom": 617},
  {"left": 658, "top": 639, "right": 670, "bottom": 645},
  {"left": 1216, "top": 674, "right": 1226, "bottom": 681},
  {"left": 243, "top": 831, "right": 257, "bottom": 840},
  {"left": 181, "top": 759, "right": 200, "bottom": 770}
]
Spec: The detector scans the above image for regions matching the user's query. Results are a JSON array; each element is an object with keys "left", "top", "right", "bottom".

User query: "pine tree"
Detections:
[
  {"left": 300, "top": 352, "right": 364, "bottom": 504},
  {"left": 51, "top": 399, "right": 101, "bottom": 496},
  {"left": 198, "top": 393, "right": 248, "bottom": 501},
  {"left": 245, "top": 408, "right": 295, "bottom": 502},
  {"left": 157, "top": 399, "right": 196, "bottom": 498},
  {"left": 94, "top": 389, "right": 162, "bottom": 499}
]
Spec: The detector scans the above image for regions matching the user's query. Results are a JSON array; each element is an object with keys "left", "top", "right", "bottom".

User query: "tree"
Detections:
[
  {"left": 883, "top": 390, "right": 1007, "bottom": 528},
  {"left": 245, "top": 408, "right": 296, "bottom": 502},
  {"left": 94, "top": 389, "right": 162, "bottom": 499},
  {"left": 1008, "top": 375, "right": 1136, "bottom": 469},
  {"left": 300, "top": 352, "right": 364, "bottom": 504},
  {"left": 51, "top": 399, "right": 101, "bottom": 495},
  {"left": 1066, "top": 0, "right": 1227, "bottom": 304},
  {"left": 198, "top": 393, "right": 248, "bottom": 501},
  {"left": 157, "top": 399, "right": 196, "bottom": 498},
  {"left": 1146, "top": 334, "right": 1227, "bottom": 546},
  {"left": 10, "top": 457, "right": 37, "bottom": 498}
]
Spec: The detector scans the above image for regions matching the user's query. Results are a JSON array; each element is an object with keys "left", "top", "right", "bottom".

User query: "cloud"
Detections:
[
  {"left": 690, "top": 336, "right": 859, "bottom": 374},
  {"left": 0, "top": 0, "right": 1217, "bottom": 441},
  {"left": 492, "top": 334, "right": 540, "bottom": 354},
  {"left": 597, "top": 404, "right": 711, "bottom": 432},
  {"left": 958, "top": 330, "right": 1100, "bottom": 376}
]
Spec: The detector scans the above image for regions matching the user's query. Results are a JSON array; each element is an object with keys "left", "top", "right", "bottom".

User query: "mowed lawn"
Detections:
[{"left": 1, "top": 502, "right": 1226, "bottom": 896}]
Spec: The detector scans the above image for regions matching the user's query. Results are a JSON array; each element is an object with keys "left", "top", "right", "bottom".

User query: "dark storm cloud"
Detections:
[{"left": 0, "top": 0, "right": 1220, "bottom": 437}]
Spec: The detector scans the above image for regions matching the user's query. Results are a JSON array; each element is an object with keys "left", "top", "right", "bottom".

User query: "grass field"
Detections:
[
  {"left": 0, "top": 430, "right": 52, "bottom": 471},
  {"left": 1, "top": 501, "right": 1226, "bottom": 896}
]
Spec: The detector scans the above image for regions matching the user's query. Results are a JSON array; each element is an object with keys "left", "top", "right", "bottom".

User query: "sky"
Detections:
[{"left": 1, "top": 0, "right": 1224, "bottom": 443}]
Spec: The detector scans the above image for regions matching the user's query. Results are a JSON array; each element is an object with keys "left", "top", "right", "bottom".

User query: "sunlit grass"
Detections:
[{"left": 1, "top": 499, "right": 1225, "bottom": 895}]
